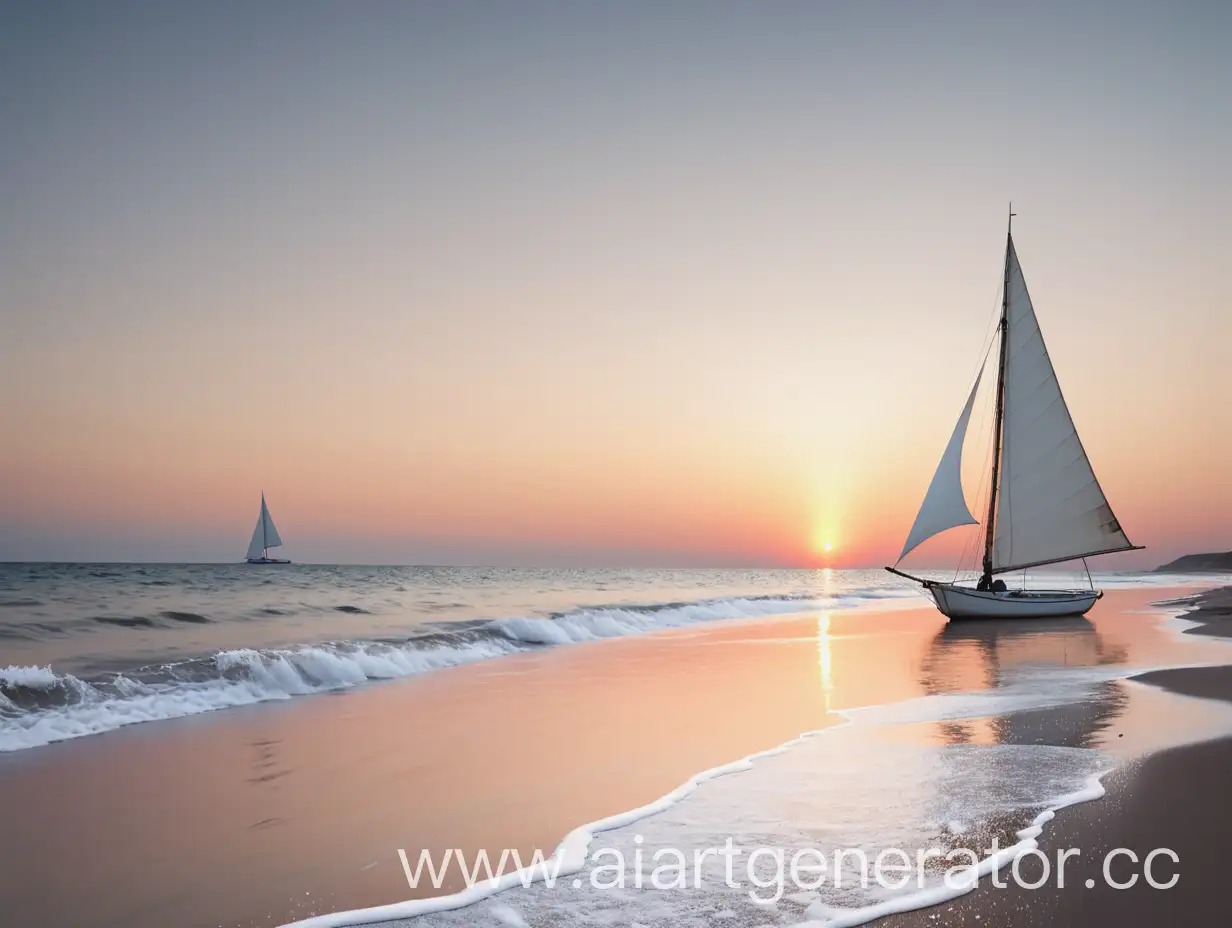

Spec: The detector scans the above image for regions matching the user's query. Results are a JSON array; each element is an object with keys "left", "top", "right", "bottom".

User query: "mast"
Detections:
[
  {"left": 982, "top": 206, "right": 1014, "bottom": 584},
  {"left": 260, "top": 492, "right": 268, "bottom": 559}
]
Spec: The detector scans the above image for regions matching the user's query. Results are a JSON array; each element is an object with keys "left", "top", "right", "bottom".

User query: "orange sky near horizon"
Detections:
[{"left": 1, "top": 4, "right": 1228, "bottom": 566}]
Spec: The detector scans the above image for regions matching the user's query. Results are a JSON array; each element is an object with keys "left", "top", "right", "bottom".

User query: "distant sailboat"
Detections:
[
  {"left": 887, "top": 211, "right": 1142, "bottom": 619},
  {"left": 245, "top": 493, "right": 290, "bottom": 565}
]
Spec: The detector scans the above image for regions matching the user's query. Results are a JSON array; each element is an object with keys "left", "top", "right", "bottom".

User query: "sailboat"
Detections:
[
  {"left": 245, "top": 493, "right": 290, "bottom": 565},
  {"left": 887, "top": 211, "right": 1141, "bottom": 619}
]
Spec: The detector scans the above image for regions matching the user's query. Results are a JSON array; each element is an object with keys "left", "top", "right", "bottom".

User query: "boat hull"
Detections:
[
  {"left": 928, "top": 583, "right": 1099, "bottom": 620},
  {"left": 245, "top": 557, "right": 291, "bottom": 565}
]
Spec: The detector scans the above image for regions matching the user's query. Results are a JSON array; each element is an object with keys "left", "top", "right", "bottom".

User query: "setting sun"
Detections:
[{"left": 823, "top": 542, "right": 833, "bottom": 552}]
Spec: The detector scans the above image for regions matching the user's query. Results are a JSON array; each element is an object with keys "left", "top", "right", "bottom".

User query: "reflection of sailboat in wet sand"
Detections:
[
  {"left": 919, "top": 617, "right": 1130, "bottom": 748},
  {"left": 888, "top": 211, "right": 1142, "bottom": 619},
  {"left": 921, "top": 617, "right": 1124, "bottom": 689},
  {"left": 244, "top": 493, "right": 290, "bottom": 565}
]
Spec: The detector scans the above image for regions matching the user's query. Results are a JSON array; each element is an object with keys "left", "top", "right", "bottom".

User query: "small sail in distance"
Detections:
[{"left": 245, "top": 493, "right": 290, "bottom": 564}]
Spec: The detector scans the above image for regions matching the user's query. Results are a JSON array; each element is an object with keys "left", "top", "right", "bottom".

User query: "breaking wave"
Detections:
[
  {"left": 0, "top": 589, "right": 918, "bottom": 752},
  {"left": 0, "top": 638, "right": 518, "bottom": 752},
  {"left": 491, "top": 593, "right": 877, "bottom": 645}
]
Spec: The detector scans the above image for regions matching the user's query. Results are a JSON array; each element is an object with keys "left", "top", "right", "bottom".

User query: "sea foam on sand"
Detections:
[{"left": 279, "top": 659, "right": 1232, "bottom": 928}]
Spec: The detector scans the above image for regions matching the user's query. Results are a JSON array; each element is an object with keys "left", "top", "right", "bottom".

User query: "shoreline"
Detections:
[
  {"left": 1, "top": 585, "right": 1230, "bottom": 928},
  {"left": 293, "top": 584, "right": 1232, "bottom": 928},
  {"left": 4, "top": 571, "right": 1218, "bottom": 757},
  {"left": 1131, "top": 585, "right": 1232, "bottom": 701},
  {"left": 0, "top": 604, "right": 860, "bottom": 928},
  {"left": 883, "top": 585, "right": 1232, "bottom": 928},
  {"left": 1167, "top": 583, "right": 1232, "bottom": 639},
  {"left": 0, "top": 582, "right": 924, "bottom": 755},
  {"left": 880, "top": 737, "right": 1232, "bottom": 928}
]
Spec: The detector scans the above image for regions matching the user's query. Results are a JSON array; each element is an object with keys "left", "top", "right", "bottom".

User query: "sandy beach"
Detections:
[
  {"left": 1, "top": 584, "right": 1230, "bottom": 928},
  {"left": 0, "top": 599, "right": 856, "bottom": 927},
  {"left": 882, "top": 586, "right": 1232, "bottom": 927}
]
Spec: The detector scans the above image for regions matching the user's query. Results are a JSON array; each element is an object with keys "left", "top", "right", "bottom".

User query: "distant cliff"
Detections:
[{"left": 1156, "top": 552, "right": 1232, "bottom": 573}]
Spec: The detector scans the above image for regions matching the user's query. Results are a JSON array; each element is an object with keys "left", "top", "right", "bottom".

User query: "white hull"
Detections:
[{"left": 928, "top": 583, "right": 1099, "bottom": 620}]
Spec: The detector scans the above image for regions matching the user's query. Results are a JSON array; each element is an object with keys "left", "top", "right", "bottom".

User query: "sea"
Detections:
[{"left": 0, "top": 563, "right": 1210, "bottom": 754}]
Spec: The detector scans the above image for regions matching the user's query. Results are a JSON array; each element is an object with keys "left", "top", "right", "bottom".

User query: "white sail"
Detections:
[
  {"left": 898, "top": 366, "right": 984, "bottom": 561},
  {"left": 245, "top": 513, "right": 267, "bottom": 560},
  {"left": 245, "top": 494, "right": 284, "bottom": 560},
  {"left": 991, "top": 240, "right": 1133, "bottom": 573},
  {"left": 259, "top": 495, "right": 283, "bottom": 548}
]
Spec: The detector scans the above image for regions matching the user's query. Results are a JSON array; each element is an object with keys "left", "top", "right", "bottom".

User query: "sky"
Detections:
[{"left": 1, "top": 1, "right": 1228, "bottom": 567}]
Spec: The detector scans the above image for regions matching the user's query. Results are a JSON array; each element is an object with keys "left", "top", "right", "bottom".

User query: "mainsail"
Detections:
[
  {"left": 245, "top": 494, "right": 284, "bottom": 560},
  {"left": 989, "top": 240, "right": 1135, "bottom": 572},
  {"left": 898, "top": 367, "right": 984, "bottom": 561}
]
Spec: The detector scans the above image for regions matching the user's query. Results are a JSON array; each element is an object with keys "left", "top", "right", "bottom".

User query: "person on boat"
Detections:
[{"left": 976, "top": 575, "right": 1008, "bottom": 593}]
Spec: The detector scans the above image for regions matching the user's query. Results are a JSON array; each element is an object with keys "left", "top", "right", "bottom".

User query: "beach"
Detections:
[
  {"left": 3, "top": 577, "right": 1232, "bottom": 928},
  {"left": 883, "top": 586, "right": 1232, "bottom": 927}
]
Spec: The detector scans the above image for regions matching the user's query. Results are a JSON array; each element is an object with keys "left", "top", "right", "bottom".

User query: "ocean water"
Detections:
[{"left": 0, "top": 564, "right": 1214, "bottom": 753}]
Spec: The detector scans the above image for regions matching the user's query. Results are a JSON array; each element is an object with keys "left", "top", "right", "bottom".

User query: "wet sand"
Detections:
[
  {"left": 884, "top": 585, "right": 1232, "bottom": 928},
  {"left": 0, "top": 608, "right": 865, "bottom": 928},
  {"left": 1171, "top": 583, "right": 1232, "bottom": 639},
  {"left": 0, "top": 586, "right": 1228, "bottom": 928}
]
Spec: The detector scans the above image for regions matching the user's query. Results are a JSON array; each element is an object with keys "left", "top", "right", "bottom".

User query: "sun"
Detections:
[{"left": 810, "top": 525, "right": 839, "bottom": 559}]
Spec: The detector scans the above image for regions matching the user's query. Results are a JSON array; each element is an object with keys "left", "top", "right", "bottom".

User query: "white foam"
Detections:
[
  {"left": 485, "top": 904, "right": 527, "bottom": 927},
  {"left": 0, "top": 639, "right": 516, "bottom": 753},
  {"left": 278, "top": 725, "right": 844, "bottom": 927},
  {"left": 1, "top": 588, "right": 926, "bottom": 753},
  {"left": 840, "top": 663, "right": 1139, "bottom": 729},
  {"left": 0, "top": 665, "right": 62, "bottom": 688},
  {"left": 0, "top": 574, "right": 960, "bottom": 756},
  {"left": 492, "top": 597, "right": 821, "bottom": 645},
  {"left": 489, "top": 591, "right": 925, "bottom": 648},
  {"left": 283, "top": 732, "right": 1115, "bottom": 928},
  {"left": 798, "top": 773, "right": 1108, "bottom": 927}
]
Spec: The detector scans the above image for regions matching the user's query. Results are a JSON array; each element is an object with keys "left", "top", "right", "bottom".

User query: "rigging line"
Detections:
[
  {"left": 949, "top": 285, "right": 1003, "bottom": 584},
  {"left": 962, "top": 252, "right": 1012, "bottom": 579},
  {"left": 964, "top": 272, "right": 1008, "bottom": 394},
  {"left": 955, "top": 463, "right": 983, "bottom": 578},
  {"left": 969, "top": 349, "right": 1000, "bottom": 569},
  {"left": 954, "top": 373, "right": 998, "bottom": 583},
  {"left": 955, "top": 461, "right": 983, "bottom": 579},
  {"left": 959, "top": 458, "right": 993, "bottom": 579},
  {"left": 904, "top": 260, "right": 1005, "bottom": 582}
]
